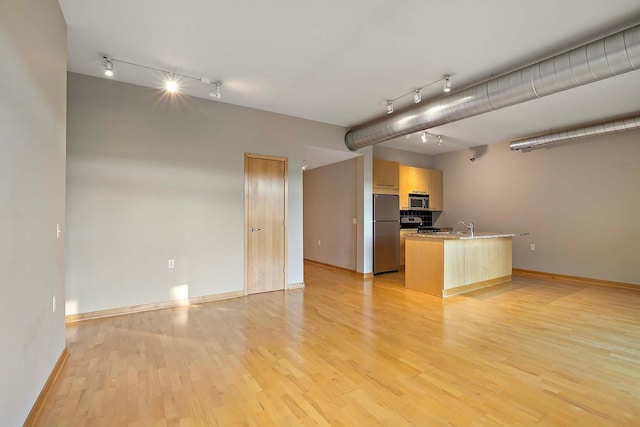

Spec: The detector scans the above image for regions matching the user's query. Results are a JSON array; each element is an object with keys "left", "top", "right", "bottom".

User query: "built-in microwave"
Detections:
[{"left": 408, "top": 193, "right": 429, "bottom": 210}]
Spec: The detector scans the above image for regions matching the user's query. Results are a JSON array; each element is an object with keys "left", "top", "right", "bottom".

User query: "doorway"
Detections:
[{"left": 244, "top": 153, "right": 287, "bottom": 294}]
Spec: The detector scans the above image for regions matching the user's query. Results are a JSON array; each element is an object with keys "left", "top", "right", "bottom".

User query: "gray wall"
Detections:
[
  {"left": 433, "top": 131, "right": 640, "bottom": 285},
  {"left": 303, "top": 159, "right": 358, "bottom": 270},
  {"left": 0, "top": 1, "right": 67, "bottom": 424},
  {"left": 66, "top": 73, "right": 359, "bottom": 315}
]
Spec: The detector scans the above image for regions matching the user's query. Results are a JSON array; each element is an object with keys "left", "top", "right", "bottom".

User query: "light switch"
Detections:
[{"left": 168, "top": 259, "right": 175, "bottom": 269}]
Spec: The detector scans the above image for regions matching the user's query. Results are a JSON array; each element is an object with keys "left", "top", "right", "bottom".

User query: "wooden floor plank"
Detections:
[{"left": 34, "top": 263, "right": 640, "bottom": 426}]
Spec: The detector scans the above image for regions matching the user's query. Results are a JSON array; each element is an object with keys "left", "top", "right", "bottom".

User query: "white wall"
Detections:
[
  {"left": 303, "top": 159, "right": 358, "bottom": 270},
  {"left": 0, "top": 1, "right": 67, "bottom": 424},
  {"left": 66, "top": 73, "right": 356, "bottom": 314},
  {"left": 433, "top": 131, "right": 640, "bottom": 285},
  {"left": 373, "top": 145, "right": 434, "bottom": 168}
]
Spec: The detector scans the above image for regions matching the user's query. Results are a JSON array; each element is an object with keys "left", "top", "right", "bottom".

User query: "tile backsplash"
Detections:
[{"left": 400, "top": 210, "right": 433, "bottom": 228}]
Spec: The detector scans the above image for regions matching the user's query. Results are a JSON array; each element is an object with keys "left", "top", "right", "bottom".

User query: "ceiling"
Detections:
[{"left": 60, "top": 0, "right": 640, "bottom": 158}]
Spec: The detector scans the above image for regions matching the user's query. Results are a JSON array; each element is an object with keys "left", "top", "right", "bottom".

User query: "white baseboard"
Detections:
[
  {"left": 65, "top": 290, "right": 245, "bottom": 323},
  {"left": 287, "top": 282, "right": 306, "bottom": 290}
]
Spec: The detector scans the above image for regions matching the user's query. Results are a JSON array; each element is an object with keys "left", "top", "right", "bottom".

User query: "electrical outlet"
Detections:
[
  {"left": 56, "top": 224, "right": 62, "bottom": 239},
  {"left": 352, "top": 218, "right": 357, "bottom": 225},
  {"left": 52, "top": 296, "right": 56, "bottom": 313},
  {"left": 530, "top": 243, "right": 536, "bottom": 251},
  {"left": 168, "top": 259, "right": 175, "bottom": 269},
  {"left": 318, "top": 240, "right": 321, "bottom": 245}
]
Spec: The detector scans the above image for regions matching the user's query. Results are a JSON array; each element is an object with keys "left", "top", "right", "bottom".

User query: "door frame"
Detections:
[{"left": 244, "top": 153, "right": 288, "bottom": 295}]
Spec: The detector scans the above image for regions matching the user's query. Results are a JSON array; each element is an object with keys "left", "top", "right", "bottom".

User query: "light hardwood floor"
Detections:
[{"left": 36, "top": 263, "right": 640, "bottom": 426}]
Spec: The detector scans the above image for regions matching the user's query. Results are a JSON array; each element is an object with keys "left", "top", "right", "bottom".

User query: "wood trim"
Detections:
[
  {"left": 304, "top": 259, "right": 373, "bottom": 278},
  {"left": 245, "top": 152, "right": 288, "bottom": 162},
  {"left": 442, "top": 275, "right": 512, "bottom": 298},
  {"left": 23, "top": 347, "right": 69, "bottom": 427},
  {"left": 512, "top": 268, "right": 639, "bottom": 291},
  {"left": 65, "top": 290, "right": 244, "bottom": 323}
]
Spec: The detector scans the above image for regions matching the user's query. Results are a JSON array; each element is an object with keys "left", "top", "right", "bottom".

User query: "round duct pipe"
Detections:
[
  {"left": 509, "top": 115, "right": 640, "bottom": 151},
  {"left": 345, "top": 23, "right": 640, "bottom": 151}
]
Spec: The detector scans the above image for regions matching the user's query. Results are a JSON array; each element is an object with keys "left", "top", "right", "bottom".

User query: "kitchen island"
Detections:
[{"left": 405, "top": 232, "right": 526, "bottom": 298}]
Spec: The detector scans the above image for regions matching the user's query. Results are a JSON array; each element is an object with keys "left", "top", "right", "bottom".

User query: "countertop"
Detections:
[{"left": 406, "top": 231, "right": 528, "bottom": 240}]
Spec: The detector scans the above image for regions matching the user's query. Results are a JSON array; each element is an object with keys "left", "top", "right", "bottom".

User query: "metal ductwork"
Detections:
[
  {"left": 509, "top": 115, "right": 640, "bottom": 151},
  {"left": 345, "top": 23, "right": 640, "bottom": 151}
]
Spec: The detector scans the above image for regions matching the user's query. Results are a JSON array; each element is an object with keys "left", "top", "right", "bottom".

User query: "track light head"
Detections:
[
  {"left": 413, "top": 90, "right": 421, "bottom": 104},
  {"left": 211, "top": 82, "right": 221, "bottom": 99},
  {"left": 421, "top": 132, "right": 428, "bottom": 143},
  {"left": 165, "top": 74, "right": 178, "bottom": 93},
  {"left": 443, "top": 75, "right": 451, "bottom": 93},
  {"left": 386, "top": 101, "right": 393, "bottom": 115},
  {"left": 302, "top": 160, "right": 308, "bottom": 171},
  {"left": 437, "top": 135, "right": 443, "bottom": 145},
  {"left": 103, "top": 57, "right": 114, "bottom": 77}
]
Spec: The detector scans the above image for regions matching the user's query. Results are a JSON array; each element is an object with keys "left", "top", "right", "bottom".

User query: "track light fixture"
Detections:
[
  {"left": 100, "top": 55, "right": 223, "bottom": 97},
  {"left": 411, "top": 131, "right": 445, "bottom": 146},
  {"left": 413, "top": 90, "right": 421, "bottom": 104},
  {"left": 302, "top": 160, "right": 309, "bottom": 170},
  {"left": 165, "top": 74, "right": 179, "bottom": 93},
  {"left": 212, "top": 82, "right": 222, "bottom": 99},
  {"left": 444, "top": 75, "right": 451, "bottom": 93},
  {"left": 384, "top": 73, "right": 455, "bottom": 112},
  {"left": 103, "top": 57, "right": 114, "bottom": 77}
]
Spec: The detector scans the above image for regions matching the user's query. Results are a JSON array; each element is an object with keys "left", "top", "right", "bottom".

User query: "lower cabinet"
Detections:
[{"left": 399, "top": 229, "right": 415, "bottom": 266}]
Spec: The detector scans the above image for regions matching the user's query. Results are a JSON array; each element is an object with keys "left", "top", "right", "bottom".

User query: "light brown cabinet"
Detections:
[
  {"left": 372, "top": 159, "right": 399, "bottom": 195},
  {"left": 399, "top": 229, "right": 414, "bottom": 266},
  {"left": 399, "top": 166, "right": 443, "bottom": 210},
  {"left": 426, "top": 169, "right": 443, "bottom": 211}
]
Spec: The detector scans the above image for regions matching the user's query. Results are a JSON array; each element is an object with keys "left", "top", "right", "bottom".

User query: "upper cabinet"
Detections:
[
  {"left": 372, "top": 159, "right": 399, "bottom": 194},
  {"left": 426, "top": 168, "right": 443, "bottom": 211},
  {"left": 399, "top": 165, "right": 443, "bottom": 210}
]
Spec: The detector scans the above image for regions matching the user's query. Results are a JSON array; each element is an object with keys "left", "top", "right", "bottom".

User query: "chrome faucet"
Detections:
[{"left": 458, "top": 220, "right": 474, "bottom": 235}]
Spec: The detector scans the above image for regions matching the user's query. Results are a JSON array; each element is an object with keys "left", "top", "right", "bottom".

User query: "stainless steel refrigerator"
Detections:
[{"left": 373, "top": 194, "right": 400, "bottom": 274}]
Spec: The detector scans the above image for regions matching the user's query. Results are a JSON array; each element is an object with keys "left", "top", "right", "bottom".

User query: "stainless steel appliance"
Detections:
[
  {"left": 373, "top": 194, "right": 400, "bottom": 274},
  {"left": 417, "top": 225, "right": 441, "bottom": 233},
  {"left": 408, "top": 193, "right": 430, "bottom": 210},
  {"left": 400, "top": 216, "right": 422, "bottom": 228}
]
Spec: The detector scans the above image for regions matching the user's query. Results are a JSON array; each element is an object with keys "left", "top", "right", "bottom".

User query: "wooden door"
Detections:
[{"left": 245, "top": 154, "right": 287, "bottom": 294}]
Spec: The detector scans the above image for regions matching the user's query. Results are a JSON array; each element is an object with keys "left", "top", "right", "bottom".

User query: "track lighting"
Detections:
[
  {"left": 103, "top": 57, "right": 113, "bottom": 77},
  {"left": 212, "top": 82, "right": 221, "bottom": 99},
  {"left": 100, "top": 55, "right": 223, "bottom": 98},
  {"left": 165, "top": 75, "right": 178, "bottom": 93},
  {"left": 412, "top": 131, "right": 446, "bottom": 145},
  {"left": 444, "top": 75, "right": 451, "bottom": 93},
  {"left": 302, "top": 160, "right": 308, "bottom": 171},
  {"left": 383, "top": 73, "right": 455, "bottom": 112}
]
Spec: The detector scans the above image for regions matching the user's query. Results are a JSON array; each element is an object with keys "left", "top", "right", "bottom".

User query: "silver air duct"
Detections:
[
  {"left": 345, "top": 23, "right": 640, "bottom": 151},
  {"left": 509, "top": 115, "right": 640, "bottom": 151}
]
